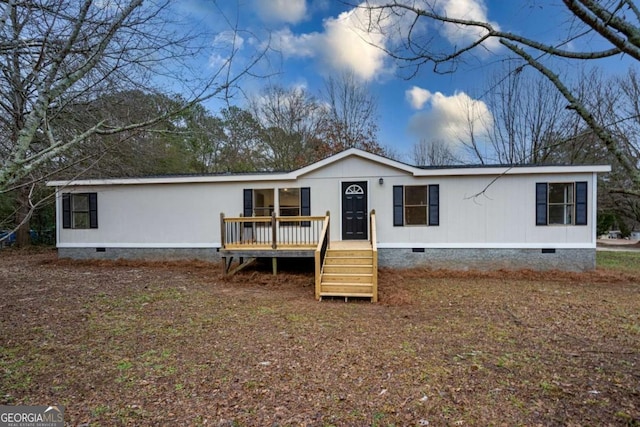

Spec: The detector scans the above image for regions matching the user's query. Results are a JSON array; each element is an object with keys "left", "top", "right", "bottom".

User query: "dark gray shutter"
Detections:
[
  {"left": 62, "top": 194, "right": 71, "bottom": 229},
  {"left": 301, "top": 187, "right": 311, "bottom": 227},
  {"left": 575, "top": 181, "right": 588, "bottom": 225},
  {"left": 243, "top": 189, "right": 253, "bottom": 228},
  {"left": 393, "top": 185, "right": 403, "bottom": 226},
  {"left": 536, "top": 183, "right": 548, "bottom": 226},
  {"left": 428, "top": 184, "right": 439, "bottom": 226},
  {"left": 89, "top": 193, "right": 98, "bottom": 229}
]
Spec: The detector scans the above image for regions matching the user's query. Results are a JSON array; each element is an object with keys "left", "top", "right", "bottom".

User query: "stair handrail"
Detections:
[
  {"left": 370, "top": 209, "right": 378, "bottom": 302},
  {"left": 314, "top": 211, "right": 330, "bottom": 300}
]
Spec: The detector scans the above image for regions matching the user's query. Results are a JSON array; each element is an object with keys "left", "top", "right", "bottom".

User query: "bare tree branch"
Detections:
[{"left": 357, "top": 0, "right": 640, "bottom": 190}]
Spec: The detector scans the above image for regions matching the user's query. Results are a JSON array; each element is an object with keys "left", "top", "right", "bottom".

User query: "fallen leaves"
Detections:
[{"left": 0, "top": 250, "right": 638, "bottom": 425}]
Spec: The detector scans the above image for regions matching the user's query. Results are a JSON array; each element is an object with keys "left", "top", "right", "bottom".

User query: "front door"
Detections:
[{"left": 342, "top": 181, "right": 368, "bottom": 240}]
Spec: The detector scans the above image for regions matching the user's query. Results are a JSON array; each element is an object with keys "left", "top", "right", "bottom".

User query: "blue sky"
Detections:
[{"left": 170, "top": 0, "right": 629, "bottom": 163}]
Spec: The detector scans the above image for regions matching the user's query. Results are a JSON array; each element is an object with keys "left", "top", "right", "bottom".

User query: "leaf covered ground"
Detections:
[{"left": 1, "top": 250, "right": 639, "bottom": 426}]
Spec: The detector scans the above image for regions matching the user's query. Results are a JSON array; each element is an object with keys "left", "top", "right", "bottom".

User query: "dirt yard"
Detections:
[{"left": 1, "top": 250, "right": 639, "bottom": 426}]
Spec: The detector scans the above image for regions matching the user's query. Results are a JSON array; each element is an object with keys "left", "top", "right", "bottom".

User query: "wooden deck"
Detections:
[
  {"left": 222, "top": 243, "right": 316, "bottom": 256},
  {"left": 219, "top": 212, "right": 328, "bottom": 275},
  {"left": 220, "top": 211, "right": 378, "bottom": 302}
]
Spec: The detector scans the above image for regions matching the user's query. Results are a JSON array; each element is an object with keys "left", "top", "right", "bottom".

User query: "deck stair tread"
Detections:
[
  {"left": 322, "top": 273, "right": 372, "bottom": 281},
  {"left": 323, "top": 266, "right": 372, "bottom": 274},
  {"left": 321, "top": 287, "right": 373, "bottom": 291},
  {"left": 319, "top": 244, "right": 376, "bottom": 301},
  {"left": 320, "top": 283, "right": 373, "bottom": 288},
  {"left": 319, "top": 293, "right": 375, "bottom": 298}
]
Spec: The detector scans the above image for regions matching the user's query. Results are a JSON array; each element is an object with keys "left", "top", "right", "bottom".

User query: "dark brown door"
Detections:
[{"left": 342, "top": 181, "right": 368, "bottom": 240}]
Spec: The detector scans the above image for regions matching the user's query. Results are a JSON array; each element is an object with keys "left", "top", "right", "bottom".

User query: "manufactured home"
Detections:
[{"left": 47, "top": 148, "right": 610, "bottom": 301}]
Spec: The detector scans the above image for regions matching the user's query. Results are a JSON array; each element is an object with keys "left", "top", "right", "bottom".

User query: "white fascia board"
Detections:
[
  {"left": 46, "top": 146, "right": 611, "bottom": 187},
  {"left": 46, "top": 172, "right": 297, "bottom": 187},
  {"left": 376, "top": 242, "right": 596, "bottom": 249},
  {"left": 412, "top": 164, "right": 611, "bottom": 177},
  {"left": 292, "top": 148, "right": 422, "bottom": 177},
  {"left": 47, "top": 149, "right": 422, "bottom": 187},
  {"left": 57, "top": 242, "right": 222, "bottom": 248}
]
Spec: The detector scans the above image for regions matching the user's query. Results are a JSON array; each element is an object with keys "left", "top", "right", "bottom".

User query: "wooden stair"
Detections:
[{"left": 319, "top": 246, "right": 377, "bottom": 301}]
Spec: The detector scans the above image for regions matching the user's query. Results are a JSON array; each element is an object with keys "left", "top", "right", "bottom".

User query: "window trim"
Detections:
[
  {"left": 252, "top": 188, "right": 275, "bottom": 217},
  {"left": 278, "top": 188, "right": 301, "bottom": 217},
  {"left": 536, "top": 181, "right": 588, "bottom": 226},
  {"left": 547, "top": 182, "right": 575, "bottom": 225},
  {"left": 278, "top": 187, "right": 311, "bottom": 227},
  {"left": 243, "top": 187, "right": 310, "bottom": 227},
  {"left": 393, "top": 184, "right": 439, "bottom": 227},
  {"left": 404, "top": 185, "right": 429, "bottom": 226},
  {"left": 62, "top": 193, "right": 98, "bottom": 229}
]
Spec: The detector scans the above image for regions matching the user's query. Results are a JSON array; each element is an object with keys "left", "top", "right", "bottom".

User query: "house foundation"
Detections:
[
  {"left": 58, "top": 246, "right": 595, "bottom": 272},
  {"left": 378, "top": 247, "right": 595, "bottom": 272}
]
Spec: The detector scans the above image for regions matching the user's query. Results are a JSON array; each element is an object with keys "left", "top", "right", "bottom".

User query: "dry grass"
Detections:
[{"left": 1, "top": 249, "right": 639, "bottom": 426}]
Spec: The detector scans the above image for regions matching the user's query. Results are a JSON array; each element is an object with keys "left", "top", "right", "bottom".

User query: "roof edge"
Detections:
[
  {"left": 46, "top": 148, "right": 611, "bottom": 187},
  {"left": 413, "top": 164, "right": 612, "bottom": 177}
]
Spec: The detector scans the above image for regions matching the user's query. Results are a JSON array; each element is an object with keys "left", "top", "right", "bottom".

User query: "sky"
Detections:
[{"left": 169, "top": 0, "right": 630, "bottom": 163}]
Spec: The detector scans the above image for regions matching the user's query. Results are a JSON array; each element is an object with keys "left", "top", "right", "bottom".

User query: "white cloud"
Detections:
[
  {"left": 407, "top": 89, "right": 493, "bottom": 147},
  {"left": 406, "top": 86, "right": 433, "bottom": 110},
  {"left": 264, "top": 3, "right": 392, "bottom": 81},
  {"left": 437, "top": 0, "right": 501, "bottom": 51},
  {"left": 209, "top": 31, "right": 245, "bottom": 69},
  {"left": 213, "top": 31, "right": 244, "bottom": 49},
  {"left": 254, "top": 0, "right": 307, "bottom": 24},
  {"left": 271, "top": 27, "right": 317, "bottom": 58},
  {"left": 318, "top": 8, "right": 389, "bottom": 80}
]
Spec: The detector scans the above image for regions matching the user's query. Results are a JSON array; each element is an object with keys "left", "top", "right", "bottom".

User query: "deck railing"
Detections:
[
  {"left": 314, "top": 211, "right": 331, "bottom": 299},
  {"left": 221, "top": 212, "right": 328, "bottom": 249},
  {"left": 370, "top": 209, "right": 378, "bottom": 303}
]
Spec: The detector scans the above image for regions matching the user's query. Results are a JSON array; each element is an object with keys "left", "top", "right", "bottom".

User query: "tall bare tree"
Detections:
[
  {"left": 360, "top": 0, "right": 640, "bottom": 191},
  {"left": 250, "top": 85, "right": 326, "bottom": 170},
  {"left": 0, "top": 0, "right": 261, "bottom": 245},
  {"left": 319, "top": 71, "right": 386, "bottom": 156},
  {"left": 482, "top": 66, "right": 571, "bottom": 164},
  {"left": 413, "top": 138, "right": 458, "bottom": 166},
  {"left": 585, "top": 67, "right": 640, "bottom": 229}
]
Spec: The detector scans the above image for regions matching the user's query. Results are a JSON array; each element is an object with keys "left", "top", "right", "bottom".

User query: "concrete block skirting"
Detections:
[
  {"left": 377, "top": 248, "right": 596, "bottom": 272},
  {"left": 58, "top": 246, "right": 595, "bottom": 272},
  {"left": 58, "top": 247, "right": 223, "bottom": 262}
]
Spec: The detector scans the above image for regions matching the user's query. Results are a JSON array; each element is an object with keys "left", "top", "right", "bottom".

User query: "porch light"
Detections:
[{"left": 379, "top": 177, "right": 384, "bottom": 185}]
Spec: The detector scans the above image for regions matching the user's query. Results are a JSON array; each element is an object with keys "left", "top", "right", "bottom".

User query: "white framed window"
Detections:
[
  {"left": 548, "top": 183, "right": 574, "bottom": 225},
  {"left": 404, "top": 186, "right": 428, "bottom": 225},
  {"left": 393, "top": 185, "right": 439, "bottom": 227},
  {"left": 62, "top": 193, "right": 98, "bottom": 229},
  {"left": 279, "top": 188, "right": 301, "bottom": 217},
  {"left": 253, "top": 189, "right": 274, "bottom": 216},
  {"left": 536, "top": 182, "right": 587, "bottom": 226}
]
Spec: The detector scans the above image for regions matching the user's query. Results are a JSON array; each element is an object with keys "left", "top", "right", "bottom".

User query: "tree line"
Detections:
[{"left": 59, "top": 75, "right": 386, "bottom": 179}]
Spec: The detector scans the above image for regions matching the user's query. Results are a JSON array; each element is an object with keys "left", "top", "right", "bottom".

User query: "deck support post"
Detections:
[
  {"left": 224, "top": 257, "right": 257, "bottom": 276},
  {"left": 222, "top": 256, "right": 234, "bottom": 275},
  {"left": 272, "top": 257, "right": 277, "bottom": 275},
  {"left": 220, "top": 213, "right": 226, "bottom": 248}
]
